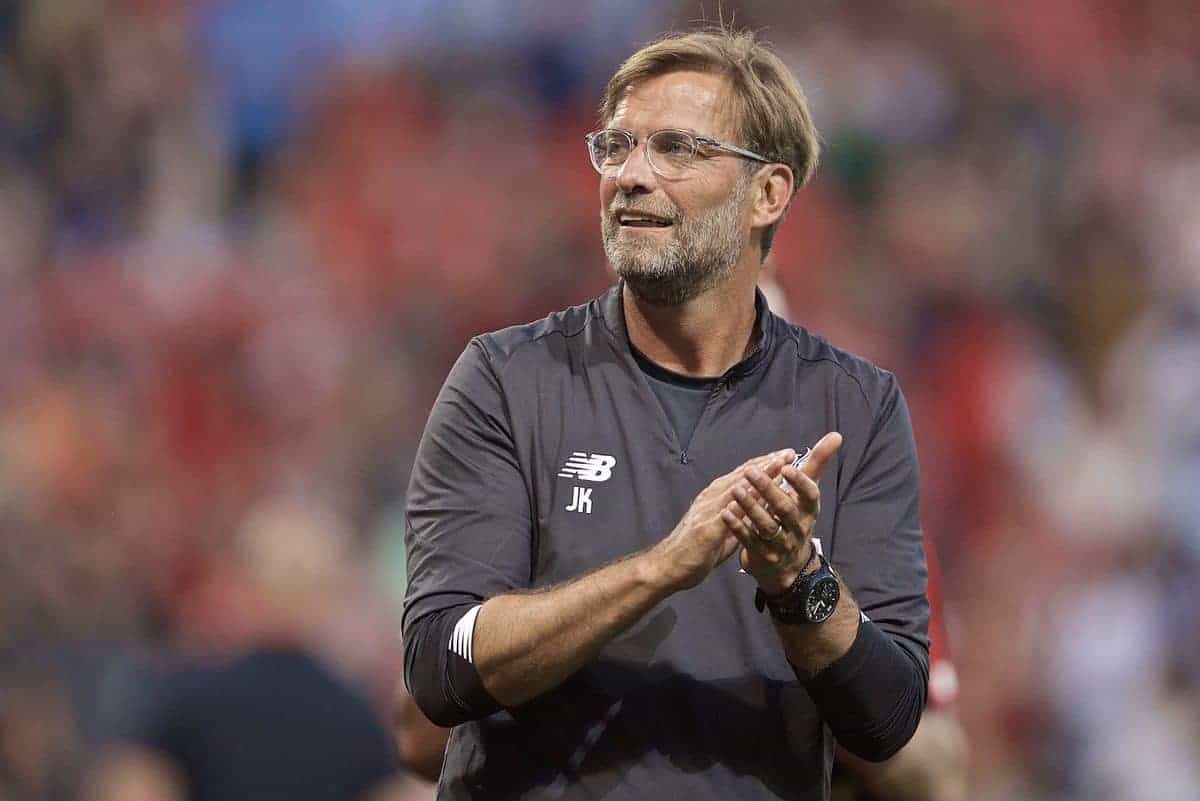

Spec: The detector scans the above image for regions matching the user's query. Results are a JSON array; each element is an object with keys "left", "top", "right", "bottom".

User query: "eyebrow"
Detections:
[{"left": 607, "top": 126, "right": 709, "bottom": 139}]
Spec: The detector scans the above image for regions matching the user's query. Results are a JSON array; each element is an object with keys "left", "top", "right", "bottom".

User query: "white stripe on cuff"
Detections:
[{"left": 448, "top": 604, "right": 483, "bottom": 664}]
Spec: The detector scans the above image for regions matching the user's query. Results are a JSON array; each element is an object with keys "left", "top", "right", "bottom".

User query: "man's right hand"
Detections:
[{"left": 650, "top": 448, "right": 796, "bottom": 591}]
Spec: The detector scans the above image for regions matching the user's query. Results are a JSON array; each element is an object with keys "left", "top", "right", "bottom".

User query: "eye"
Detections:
[
  {"left": 593, "top": 132, "right": 630, "bottom": 162},
  {"left": 651, "top": 131, "right": 694, "bottom": 157}
]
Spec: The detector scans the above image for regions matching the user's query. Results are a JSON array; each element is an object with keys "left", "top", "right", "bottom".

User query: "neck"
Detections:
[{"left": 622, "top": 267, "right": 760, "bottom": 378}]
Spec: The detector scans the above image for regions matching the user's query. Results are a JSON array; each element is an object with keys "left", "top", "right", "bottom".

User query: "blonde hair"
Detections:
[{"left": 601, "top": 27, "right": 821, "bottom": 258}]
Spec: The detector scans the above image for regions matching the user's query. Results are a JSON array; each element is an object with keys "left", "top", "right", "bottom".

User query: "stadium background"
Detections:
[{"left": 1, "top": 0, "right": 1198, "bottom": 799}]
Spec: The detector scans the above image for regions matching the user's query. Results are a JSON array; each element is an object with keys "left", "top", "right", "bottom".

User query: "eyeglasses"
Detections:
[{"left": 584, "top": 128, "right": 772, "bottom": 179}]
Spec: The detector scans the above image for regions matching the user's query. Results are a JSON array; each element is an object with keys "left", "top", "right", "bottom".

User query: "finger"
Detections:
[
  {"left": 744, "top": 465, "right": 802, "bottom": 528},
  {"left": 722, "top": 499, "right": 758, "bottom": 540},
  {"left": 739, "top": 448, "right": 795, "bottom": 475},
  {"left": 801, "top": 432, "right": 842, "bottom": 480},
  {"left": 723, "top": 503, "right": 788, "bottom": 568},
  {"left": 714, "top": 451, "right": 792, "bottom": 497},
  {"left": 740, "top": 481, "right": 770, "bottom": 507},
  {"left": 779, "top": 466, "right": 820, "bottom": 514},
  {"left": 721, "top": 506, "right": 760, "bottom": 552},
  {"left": 732, "top": 482, "right": 785, "bottom": 543}
]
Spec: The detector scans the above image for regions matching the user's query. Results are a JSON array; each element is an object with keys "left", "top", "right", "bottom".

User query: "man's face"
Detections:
[{"left": 600, "top": 70, "right": 754, "bottom": 306}]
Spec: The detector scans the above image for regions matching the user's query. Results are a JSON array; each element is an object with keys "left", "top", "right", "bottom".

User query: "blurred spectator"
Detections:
[
  {"left": 83, "top": 497, "right": 431, "bottom": 801},
  {"left": 0, "top": 660, "right": 80, "bottom": 801}
]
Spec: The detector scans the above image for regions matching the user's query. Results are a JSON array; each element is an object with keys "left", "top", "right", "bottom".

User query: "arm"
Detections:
[
  {"left": 775, "top": 564, "right": 861, "bottom": 676},
  {"left": 471, "top": 546, "right": 673, "bottom": 706},
  {"left": 724, "top": 378, "right": 930, "bottom": 761},
  {"left": 836, "top": 708, "right": 969, "bottom": 801},
  {"left": 392, "top": 683, "right": 449, "bottom": 782}
]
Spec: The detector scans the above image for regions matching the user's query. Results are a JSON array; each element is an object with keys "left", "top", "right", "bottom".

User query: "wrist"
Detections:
[
  {"left": 757, "top": 540, "right": 818, "bottom": 597},
  {"left": 755, "top": 551, "right": 841, "bottom": 627},
  {"left": 637, "top": 545, "right": 683, "bottom": 595}
]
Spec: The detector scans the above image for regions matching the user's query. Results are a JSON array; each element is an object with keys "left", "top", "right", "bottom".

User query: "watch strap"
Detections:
[
  {"left": 753, "top": 544, "right": 823, "bottom": 615},
  {"left": 753, "top": 542, "right": 818, "bottom": 612}
]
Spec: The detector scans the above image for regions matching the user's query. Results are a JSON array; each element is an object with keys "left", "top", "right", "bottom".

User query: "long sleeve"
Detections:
[
  {"left": 402, "top": 338, "right": 533, "bottom": 724},
  {"left": 808, "top": 373, "right": 930, "bottom": 760}
]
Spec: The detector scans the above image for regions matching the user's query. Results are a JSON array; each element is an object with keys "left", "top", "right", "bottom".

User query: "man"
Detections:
[{"left": 403, "top": 27, "right": 929, "bottom": 801}]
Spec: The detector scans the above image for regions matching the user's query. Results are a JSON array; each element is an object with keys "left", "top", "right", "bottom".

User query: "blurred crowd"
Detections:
[{"left": 0, "top": 0, "right": 1198, "bottom": 799}]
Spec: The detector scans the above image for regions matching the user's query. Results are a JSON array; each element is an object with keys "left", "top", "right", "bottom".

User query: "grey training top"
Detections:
[{"left": 403, "top": 283, "right": 930, "bottom": 801}]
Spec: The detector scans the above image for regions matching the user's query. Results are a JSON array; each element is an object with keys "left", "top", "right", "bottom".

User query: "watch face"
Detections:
[{"left": 805, "top": 577, "right": 840, "bottom": 623}]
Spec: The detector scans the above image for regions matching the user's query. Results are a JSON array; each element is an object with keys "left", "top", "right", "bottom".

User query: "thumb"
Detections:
[{"left": 802, "top": 432, "right": 843, "bottom": 480}]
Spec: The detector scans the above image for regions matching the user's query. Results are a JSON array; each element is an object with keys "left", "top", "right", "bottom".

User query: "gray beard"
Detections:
[{"left": 602, "top": 176, "right": 750, "bottom": 307}]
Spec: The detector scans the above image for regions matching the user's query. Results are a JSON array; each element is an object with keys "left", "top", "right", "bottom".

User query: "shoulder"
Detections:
[
  {"left": 470, "top": 294, "right": 607, "bottom": 372},
  {"left": 771, "top": 314, "right": 901, "bottom": 416}
]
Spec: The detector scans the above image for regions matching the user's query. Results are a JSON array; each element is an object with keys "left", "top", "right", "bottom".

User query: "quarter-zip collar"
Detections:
[{"left": 599, "top": 280, "right": 775, "bottom": 381}]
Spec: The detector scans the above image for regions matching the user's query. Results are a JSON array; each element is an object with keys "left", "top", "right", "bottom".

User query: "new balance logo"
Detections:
[{"left": 557, "top": 452, "right": 616, "bottom": 482}]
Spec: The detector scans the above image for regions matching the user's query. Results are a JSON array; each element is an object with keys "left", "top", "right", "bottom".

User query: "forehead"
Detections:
[{"left": 609, "top": 70, "right": 737, "bottom": 139}]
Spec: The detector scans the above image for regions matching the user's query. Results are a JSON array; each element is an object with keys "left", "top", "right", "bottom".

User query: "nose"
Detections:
[{"left": 614, "top": 140, "right": 656, "bottom": 195}]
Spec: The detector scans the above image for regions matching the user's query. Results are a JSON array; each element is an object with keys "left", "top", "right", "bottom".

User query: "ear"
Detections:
[{"left": 750, "top": 163, "right": 794, "bottom": 230}]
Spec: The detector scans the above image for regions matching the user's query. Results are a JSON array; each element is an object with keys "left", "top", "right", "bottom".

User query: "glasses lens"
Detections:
[
  {"left": 588, "top": 131, "right": 631, "bottom": 173},
  {"left": 647, "top": 130, "right": 696, "bottom": 177}
]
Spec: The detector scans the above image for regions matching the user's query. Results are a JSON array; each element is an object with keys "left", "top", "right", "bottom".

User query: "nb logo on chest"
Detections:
[
  {"left": 558, "top": 452, "right": 616, "bottom": 515},
  {"left": 557, "top": 452, "right": 616, "bottom": 482}
]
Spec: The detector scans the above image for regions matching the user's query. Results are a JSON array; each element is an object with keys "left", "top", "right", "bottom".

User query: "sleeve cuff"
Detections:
[{"left": 799, "top": 614, "right": 878, "bottom": 689}]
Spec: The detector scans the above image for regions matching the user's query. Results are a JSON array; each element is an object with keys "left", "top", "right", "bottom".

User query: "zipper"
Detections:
[{"left": 679, "top": 376, "right": 732, "bottom": 465}]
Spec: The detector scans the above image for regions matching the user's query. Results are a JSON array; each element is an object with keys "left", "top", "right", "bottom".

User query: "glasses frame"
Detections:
[{"left": 584, "top": 127, "right": 773, "bottom": 178}]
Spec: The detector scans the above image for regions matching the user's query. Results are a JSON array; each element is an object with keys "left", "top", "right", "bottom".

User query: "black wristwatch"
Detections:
[{"left": 754, "top": 551, "right": 840, "bottom": 625}]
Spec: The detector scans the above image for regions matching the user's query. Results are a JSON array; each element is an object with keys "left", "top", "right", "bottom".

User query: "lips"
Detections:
[{"left": 617, "top": 213, "right": 673, "bottom": 230}]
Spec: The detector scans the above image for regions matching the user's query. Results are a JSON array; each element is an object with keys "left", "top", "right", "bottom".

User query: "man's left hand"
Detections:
[{"left": 722, "top": 432, "right": 842, "bottom": 595}]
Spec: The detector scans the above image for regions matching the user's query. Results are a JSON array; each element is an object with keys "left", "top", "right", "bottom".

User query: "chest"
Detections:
[{"left": 515, "top": 361, "right": 831, "bottom": 585}]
